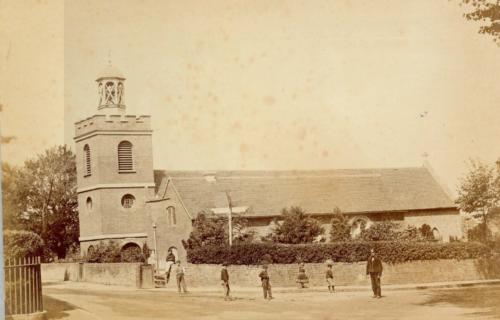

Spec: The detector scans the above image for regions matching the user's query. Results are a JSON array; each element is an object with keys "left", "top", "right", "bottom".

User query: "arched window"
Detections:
[
  {"left": 84, "top": 144, "right": 91, "bottom": 176},
  {"left": 120, "top": 243, "right": 142, "bottom": 262},
  {"left": 350, "top": 217, "right": 369, "bottom": 238},
  {"left": 86, "top": 197, "right": 93, "bottom": 211},
  {"left": 121, "top": 194, "right": 135, "bottom": 209},
  {"left": 432, "top": 228, "right": 442, "bottom": 241},
  {"left": 167, "top": 206, "right": 176, "bottom": 226},
  {"left": 87, "top": 245, "right": 95, "bottom": 256},
  {"left": 118, "top": 141, "right": 133, "bottom": 172}
]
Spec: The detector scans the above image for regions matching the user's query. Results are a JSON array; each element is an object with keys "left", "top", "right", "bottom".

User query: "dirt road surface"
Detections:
[{"left": 43, "top": 282, "right": 500, "bottom": 320}]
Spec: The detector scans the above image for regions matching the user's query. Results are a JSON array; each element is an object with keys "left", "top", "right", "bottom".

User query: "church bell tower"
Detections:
[{"left": 74, "top": 64, "right": 155, "bottom": 256}]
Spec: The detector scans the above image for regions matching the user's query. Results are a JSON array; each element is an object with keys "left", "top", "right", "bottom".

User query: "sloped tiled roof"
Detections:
[{"left": 153, "top": 167, "right": 456, "bottom": 218}]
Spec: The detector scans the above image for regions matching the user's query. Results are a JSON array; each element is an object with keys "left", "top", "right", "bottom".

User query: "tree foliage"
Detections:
[
  {"left": 3, "top": 230, "right": 44, "bottom": 259},
  {"left": 419, "top": 223, "right": 434, "bottom": 240},
  {"left": 456, "top": 159, "right": 500, "bottom": 241},
  {"left": 459, "top": 0, "right": 500, "bottom": 44},
  {"left": 187, "top": 241, "right": 491, "bottom": 265},
  {"left": 329, "top": 207, "right": 351, "bottom": 242},
  {"left": 2, "top": 163, "right": 23, "bottom": 230},
  {"left": 5, "top": 145, "right": 79, "bottom": 259},
  {"left": 182, "top": 212, "right": 253, "bottom": 250},
  {"left": 360, "top": 221, "right": 402, "bottom": 241},
  {"left": 85, "top": 241, "right": 122, "bottom": 263},
  {"left": 360, "top": 221, "right": 434, "bottom": 242},
  {"left": 268, "top": 206, "right": 324, "bottom": 244},
  {"left": 121, "top": 244, "right": 146, "bottom": 263}
]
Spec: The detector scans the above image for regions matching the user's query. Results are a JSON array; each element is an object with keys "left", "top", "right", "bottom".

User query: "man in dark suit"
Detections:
[{"left": 366, "top": 248, "right": 383, "bottom": 298}]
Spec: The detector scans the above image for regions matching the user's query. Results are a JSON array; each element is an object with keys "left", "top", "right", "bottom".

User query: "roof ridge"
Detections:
[{"left": 154, "top": 166, "right": 426, "bottom": 175}]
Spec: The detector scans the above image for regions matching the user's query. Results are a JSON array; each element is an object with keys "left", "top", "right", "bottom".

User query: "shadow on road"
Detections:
[
  {"left": 417, "top": 286, "right": 500, "bottom": 318},
  {"left": 43, "top": 295, "right": 76, "bottom": 319}
]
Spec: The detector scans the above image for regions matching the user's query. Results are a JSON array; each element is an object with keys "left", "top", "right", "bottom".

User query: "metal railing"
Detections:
[{"left": 4, "top": 256, "right": 43, "bottom": 316}]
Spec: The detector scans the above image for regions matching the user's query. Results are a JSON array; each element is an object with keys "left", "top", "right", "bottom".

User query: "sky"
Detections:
[{"left": 0, "top": 0, "right": 499, "bottom": 197}]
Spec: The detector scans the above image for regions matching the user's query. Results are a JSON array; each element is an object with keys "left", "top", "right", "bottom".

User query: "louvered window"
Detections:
[
  {"left": 118, "top": 141, "right": 134, "bottom": 172},
  {"left": 84, "top": 144, "right": 91, "bottom": 176},
  {"left": 167, "top": 206, "right": 176, "bottom": 226}
]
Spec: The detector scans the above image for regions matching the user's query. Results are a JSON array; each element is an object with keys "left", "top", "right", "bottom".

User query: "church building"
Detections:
[{"left": 74, "top": 66, "right": 463, "bottom": 269}]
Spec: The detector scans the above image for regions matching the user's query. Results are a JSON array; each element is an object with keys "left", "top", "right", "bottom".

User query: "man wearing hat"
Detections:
[
  {"left": 221, "top": 263, "right": 232, "bottom": 301},
  {"left": 366, "top": 249, "right": 383, "bottom": 298},
  {"left": 258, "top": 264, "right": 273, "bottom": 300}
]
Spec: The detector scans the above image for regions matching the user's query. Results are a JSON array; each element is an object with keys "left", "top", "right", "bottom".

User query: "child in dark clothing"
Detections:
[
  {"left": 326, "top": 263, "right": 335, "bottom": 293},
  {"left": 221, "top": 263, "right": 232, "bottom": 301},
  {"left": 259, "top": 265, "right": 273, "bottom": 300}
]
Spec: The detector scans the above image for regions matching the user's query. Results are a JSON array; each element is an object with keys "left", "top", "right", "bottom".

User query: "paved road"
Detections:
[{"left": 43, "top": 282, "right": 500, "bottom": 320}]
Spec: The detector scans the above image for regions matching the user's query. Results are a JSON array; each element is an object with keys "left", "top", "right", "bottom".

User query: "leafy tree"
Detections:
[
  {"left": 120, "top": 244, "right": 145, "bottom": 263},
  {"left": 2, "top": 163, "right": 23, "bottom": 230},
  {"left": 329, "top": 207, "right": 351, "bottom": 242},
  {"left": 269, "top": 206, "right": 325, "bottom": 244},
  {"left": 10, "top": 145, "right": 79, "bottom": 259},
  {"left": 419, "top": 224, "right": 434, "bottom": 240},
  {"left": 3, "top": 230, "right": 44, "bottom": 259},
  {"left": 182, "top": 212, "right": 252, "bottom": 249},
  {"left": 456, "top": 159, "right": 500, "bottom": 242},
  {"left": 467, "top": 222, "right": 492, "bottom": 242},
  {"left": 85, "top": 241, "right": 122, "bottom": 263},
  {"left": 459, "top": 0, "right": 500, "bottom": 44},
  {"left": 361, "top": 221, "right": 402, "bottom": 241}
]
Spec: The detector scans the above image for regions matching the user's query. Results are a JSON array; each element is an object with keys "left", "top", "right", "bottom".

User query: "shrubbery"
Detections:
[
  {"left": 329, "top": 208, "right": 351, "bottom": 242},
  {"left": 182, "top": 212, "right": 254, "bottom": 250},
  {"left": 186, "top": 241, "right": 491, "bottom": 265},
  {"left": 85, "top": 241, "right": 147, "bottom": 263},
  {"left": 266, "top": 206, "right": 324, "bottom": 244},
  {"left": 3, "top": 230, "right": 44, "bottom": 260}
]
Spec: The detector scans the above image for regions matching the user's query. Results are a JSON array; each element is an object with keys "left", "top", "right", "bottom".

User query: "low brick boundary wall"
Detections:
[
  {"left": 184, "top": 258, "right": 500, "bottom": 287},
  {"left": 42, "top": 262, "right": 142, "bottom": 287},
  {"left": 83, "top": 263, "right": 141, "bottom": 287},
  {"left": 42, "top": 258, "right": 500, "bottom": 288},
  {"left": 41, "top": 263, "right": 80, "bottom": 282}
]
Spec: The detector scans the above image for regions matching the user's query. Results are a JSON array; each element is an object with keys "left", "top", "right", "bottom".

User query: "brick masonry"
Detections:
[
  {"left": 42, "top": 258, "right": 500, "bottom": 288},
  {"left": 183, "top": 258, "right": 500, "bottom": 287},
  {"left": 42, "top": 262, "right": 142, "bottom": 287}
]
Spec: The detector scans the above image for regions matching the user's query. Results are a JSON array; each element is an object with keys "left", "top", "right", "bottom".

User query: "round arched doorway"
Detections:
[{"left": 121, "top": 242, "right": 143, "bottom": 262}]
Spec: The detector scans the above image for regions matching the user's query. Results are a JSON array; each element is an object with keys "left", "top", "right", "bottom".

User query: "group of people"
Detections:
[
  {"left": 162, "top": 248, "right": 384, "bottom": 300},
  {"left": 294, "top": 249, "right": 383, "bottom": 298}
]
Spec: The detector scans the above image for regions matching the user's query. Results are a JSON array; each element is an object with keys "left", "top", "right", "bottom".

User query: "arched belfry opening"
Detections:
[{"left": 96, "top": 64, "right": 126, "bottom": 114}]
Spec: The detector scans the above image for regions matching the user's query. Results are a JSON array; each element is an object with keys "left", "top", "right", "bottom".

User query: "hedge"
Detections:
[
  {"left": 186, "top": 241, "right": 491, "bottom": 265},
  {"left": 3, "top": 230, "right": 44, "bottom": 260}
]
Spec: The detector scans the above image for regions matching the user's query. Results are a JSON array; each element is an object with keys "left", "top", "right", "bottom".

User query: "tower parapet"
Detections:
[{"left": 74, "top": 114, "right": 152, "bottom": 140}]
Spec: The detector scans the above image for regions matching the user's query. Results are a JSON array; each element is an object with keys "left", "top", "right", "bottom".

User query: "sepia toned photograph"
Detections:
[{"left": 1, "top": 1, "right": 499, "bottom": 319}]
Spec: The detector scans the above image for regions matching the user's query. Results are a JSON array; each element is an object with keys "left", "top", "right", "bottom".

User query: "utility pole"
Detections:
[{"left": 226, "top": 192, "right": 233, "bottom": 246}]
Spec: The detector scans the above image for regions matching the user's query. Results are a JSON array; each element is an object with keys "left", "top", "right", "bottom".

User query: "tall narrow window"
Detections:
[
  {"left": 167, "top": 206, "right": 176, "bottom": 226},
  {"left": 84, "top": 144, "right": 91, "bottom": 176},
  {"left": 118, "top": 141, "right": 133, "bottom": 172}
]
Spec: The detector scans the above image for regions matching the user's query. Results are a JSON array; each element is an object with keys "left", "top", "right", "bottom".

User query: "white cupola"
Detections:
[{"left": 96, "top": 64, "right": 126, "bottom": 114}]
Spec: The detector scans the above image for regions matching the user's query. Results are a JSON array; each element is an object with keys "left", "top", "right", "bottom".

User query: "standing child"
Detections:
[
  {"left": 259, "top": 265, "right": 273, "bottom": 300},
  {"left": 221, "top": 263, "right": 232, "bottom": 301},
  {"left": 174, "top": 260, "right": 188, "bottom": 294},
  {"left": 165, "top": 249, "right": 176, "bottom": 283},
  {"left": 326, "top": 261, "right": 335, "bottom": 293},
  {"left": 296, "top": 263, "right": 309, "bottom": 288}
]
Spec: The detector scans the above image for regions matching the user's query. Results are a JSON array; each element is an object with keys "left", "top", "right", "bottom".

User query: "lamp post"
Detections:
[{"left": 152, "top": 223, "right": 158, "bottom": 271}]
